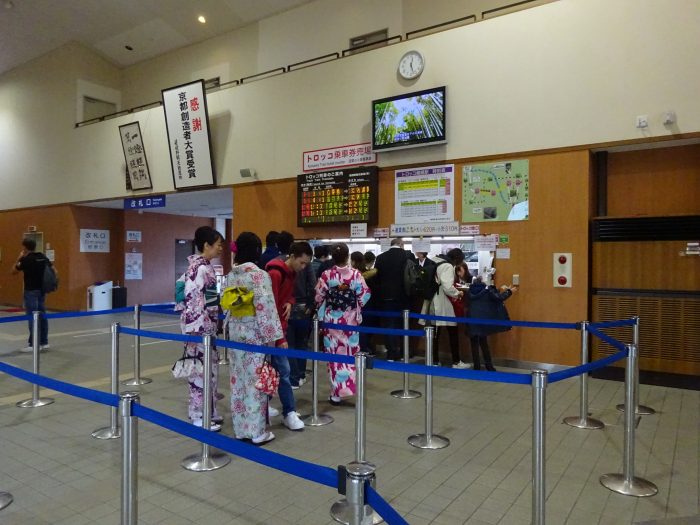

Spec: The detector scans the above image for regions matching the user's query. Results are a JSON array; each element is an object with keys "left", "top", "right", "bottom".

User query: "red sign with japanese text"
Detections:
[{"left": 303, "top": 142, "right": 376, "bottom": 172}]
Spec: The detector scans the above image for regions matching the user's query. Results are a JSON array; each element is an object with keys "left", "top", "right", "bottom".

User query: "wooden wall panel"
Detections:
[
  {"left": 234, "top": 149, "right": 593, "bottom": 366},
  {"left": 607, "top": 144, "right": 700, "bottom": 217}
]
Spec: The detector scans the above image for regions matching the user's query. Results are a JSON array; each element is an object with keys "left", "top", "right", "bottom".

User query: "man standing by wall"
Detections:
[
  {"left": 374, "top": 238, "right": 409, "bottom": 360},
  {"left": 12, "top": 238, "right": 52, "bottom": 352}
]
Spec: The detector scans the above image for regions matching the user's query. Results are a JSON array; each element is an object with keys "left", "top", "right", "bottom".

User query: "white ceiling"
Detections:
[
  {"left": 0, "top": 0, "right": 314, "bottom": 75},
  {"left": 81, "top": 187, "right": 233, "bottom": 219}
]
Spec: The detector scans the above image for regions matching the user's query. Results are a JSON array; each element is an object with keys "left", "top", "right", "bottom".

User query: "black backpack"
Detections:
[
  {"left": 404, "top": 259, "right": 430, "bottom": 299},
  {"left": 422, "top": 259, "right": 449, "bottom": 301},
  {"left": 42, "top": 259, "right": 58, "bottom": 293}
]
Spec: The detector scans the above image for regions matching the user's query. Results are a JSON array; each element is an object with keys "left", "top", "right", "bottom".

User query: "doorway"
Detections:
[{"left": 175, "top": 239, "right": 194, "bottom": 278}]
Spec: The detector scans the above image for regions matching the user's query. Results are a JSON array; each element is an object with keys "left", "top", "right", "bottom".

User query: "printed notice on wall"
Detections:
[
  {"left": 80, "top": 229, "right": 110, "bottom": 253},
  {"left": 119, "top": 122, "right": 152, "bottom": 191},
  {"left": 162, "top": 79, "right": 215, "bottom": 190},
  {"left": 395, "top": 164, "right": 455, "bottom": 224},
  {"left": 462, "top": 160, "right": 529, "bottom": 222},
  {"left": 350, "top": 223, "right": 367, "bottom": 238},
  {"left": 125, "top": 252, "right": 143, "bottom": 280}
]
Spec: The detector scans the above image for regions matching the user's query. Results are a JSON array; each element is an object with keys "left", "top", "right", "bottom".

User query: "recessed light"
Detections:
[
  {"left": 197, "top": 15, "right": 206, "bottom": 24},
  {"left": 125, "top": 45, "right": 134, "bottom": 51}
]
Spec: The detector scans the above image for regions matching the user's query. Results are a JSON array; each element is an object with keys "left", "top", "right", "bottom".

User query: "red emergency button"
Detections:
[
  {"left": 558, "top": 255, "right": 567, "bottom": 264},
  {"left": 557, "top": 276, "right": 567, "bottom": 286}
]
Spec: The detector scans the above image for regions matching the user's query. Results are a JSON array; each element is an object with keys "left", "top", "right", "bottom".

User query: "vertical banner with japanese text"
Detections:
[
  {"left": 118, "top": 122, "right": 152, "bottom": 190},
  {"left": 162, "top": 80, "right": 216, "bottom": 190}
]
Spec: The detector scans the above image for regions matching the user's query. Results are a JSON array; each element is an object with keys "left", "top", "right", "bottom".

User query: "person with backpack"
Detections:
[
  {"left": 373, "top": 238, "right": 409, "bottom": 361},
  {"left": 12, "top": 238, "right": 55, "bottom": 352},
  {"left": 315, "top": 243, "right": 371, "bottom": 405},
  {"left": 175, "top": 226, "right": 225, "bottom": 431},
  {"left": 420, "top": 248, "right": 469, "bottom": 367}
]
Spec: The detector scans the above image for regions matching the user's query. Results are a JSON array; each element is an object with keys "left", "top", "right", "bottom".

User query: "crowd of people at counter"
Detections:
[{"left": 177, "top": 226, "right": 518, "bottom": 445}]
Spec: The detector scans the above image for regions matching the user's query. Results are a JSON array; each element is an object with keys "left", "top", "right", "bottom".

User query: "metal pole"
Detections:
[
  {"left": 600, "top": 344, "right": 658, "bottom": 497},
  {"left": 330, "top": 352, "right": 382, "bottom": 525},
  {"left": 531, "top": 369, "right": 547, "bottom": 525},
  {"left": 182, "top": 335, "right": 230, "bottom": 472},
  {"left": 302, "top": 317, "right": 333, "bottom": 426},
  {"left": 564, "top": 321, "right": 604, "bottom": 429},
  {"left": 617, "top": 316, "right": 654, "bottom": 415},
  {"left": 408, "top": 327, "right": 449, "bottom": 449},
  {"left": 123, "top": 305, "right": 152, "bottom": 386},
  {"left": 0, "top": 492, "right": 12, "bottom": 511},
  {"left": 391, "top": 309, "right": 421, "bottom": 399},
  {"left": 120, "top": 391, "right": 139, "bottom": 525},
  {"left": 218, "top": 317, "right": 230, "bottom": 365},
  {"left": 93, "top": 322, "right": 122, "bottom": 439},
  {"left": 16, "top": 311, "right": 54, "bottom": 408}
]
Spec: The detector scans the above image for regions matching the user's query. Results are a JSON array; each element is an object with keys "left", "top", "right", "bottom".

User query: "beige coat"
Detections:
[{"left": 420, "top": 257, "right": 461, "bottom": 326}]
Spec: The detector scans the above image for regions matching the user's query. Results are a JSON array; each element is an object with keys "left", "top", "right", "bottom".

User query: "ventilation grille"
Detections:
[
  {"left": 592, "top": 295, "right": 700, "bottom": 374},
  {"left": 592, "top": 216, "right": 700, "bottom": 242}
]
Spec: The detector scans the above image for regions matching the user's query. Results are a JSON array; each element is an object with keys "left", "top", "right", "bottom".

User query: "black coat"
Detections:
[
  {"left": 468, "top": 282, "right": 512, "bottom": 336},
  {"left": 374, "top": 246, "right": 408, "bottom": 304}
]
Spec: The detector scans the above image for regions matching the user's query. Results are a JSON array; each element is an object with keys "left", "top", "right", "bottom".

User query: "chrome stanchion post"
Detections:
[
  {"left": 617, "top": 316, "right": 655, "bottom": 416},
  {"left": 120, "top": 391, "right": 139, "bottom": 525},
  {"left": 600, "top": 344, "right": 658, "bottom": 497},
  {"left": 531, "top": 369, "right": 548, "bottom": 525},
  {"left": 408, "top": 327, "right": 449, "bottom": 450},
  {"left": 123, "top": 304, "right": 152, "bottom": 386},
  {"left": 16, "top": 311, "right": 54, "bottom": 408},
  {"left": 391, "top": 309, "right": 421, "bottom": 399},
  {"left": 0, "top": 492, "right": 13, "bottom": 511},
  {"left": 218, "top": 317, "right": 230, "bottom": 365},
  {"left": 302, "top": 317, "right": 333, "bottom": 426},
  {"left": 182, "top": 335, "right": 230, "bottom": 471},
  {"left": 93, "top": 322, "right": 122, "bottom": 439},
  {"left": 564, "top": 321, "right": 604, "bottom": 429},
  {"left": 331, "top": 352, "right": 382, "bottom": 525}
]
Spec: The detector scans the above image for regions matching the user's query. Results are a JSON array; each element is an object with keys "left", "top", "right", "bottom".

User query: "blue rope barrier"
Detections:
[
  {"left": 45, "top": 306, "right": 134, "bottom": 319},
  {"left": 548, "top": 347, "right": 629, "bottom": 383},
  {"left": 409, "top": 311, "right": 579, "bottom": 330},
  {"left": 319, "top": 322, "right": 423, "bottom": 337},
  {"left": 361, "top": 309, "right": 405, "bottom": 319},
  {"left": 589, "top": 318, "right": 636, "bottom": 329},
  {"left": 0, "top": 314, "right": 31, "bottom": 323},
  {"left": 366, "top": 486, "right": 410, "bottom": 525},
  {"left": 119, "top": 326, "right": 202, "bottom": 344},
  {"left": 131, "top": 403, "right": 338, "bottom": 488},
  {"left": 0, "top": 361, "right": 119, "bottom": 407},
  {"left": 586, "top": 326, "right": 628, "bottom": 352},
  {"left": 218, "top": 339, "right": 355, "bottom": 365},
  {"left": 372, "top": 358, "right": 532, "bottom": 384},
  {"left": 142, "top": 302, "right": 175, "bottom": 309}
]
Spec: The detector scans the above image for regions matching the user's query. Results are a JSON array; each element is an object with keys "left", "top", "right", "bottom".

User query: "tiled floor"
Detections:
[{"left": 0, "top": 311, "right": 698, "bottom": 524}]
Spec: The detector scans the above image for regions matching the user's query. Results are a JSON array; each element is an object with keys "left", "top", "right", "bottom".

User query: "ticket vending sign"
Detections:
[
  {"left": 162, "top": 79, "right": 215, "bottom": 190},
  {"left": 297, "top": 166, "right": 378, "bottom": 226}
]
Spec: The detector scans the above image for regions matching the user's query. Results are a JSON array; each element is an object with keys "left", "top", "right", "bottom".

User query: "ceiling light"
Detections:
[
  {"left": 124, "top": 45, "right": 133, "bottom": 51},
  {"left": 197, "top": 15, "right": 206, "bottom": 24}
]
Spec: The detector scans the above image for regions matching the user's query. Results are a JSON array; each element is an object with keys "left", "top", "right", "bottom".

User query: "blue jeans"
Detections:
[
  {"left": 287, "top": 307, "right": 311, "bottom": 385},
  {"left": 24, "top": 290, "right": 48, "bottom": 346},
  {"left": 271, "top": 354, "right": 296, "bottom": 417}
]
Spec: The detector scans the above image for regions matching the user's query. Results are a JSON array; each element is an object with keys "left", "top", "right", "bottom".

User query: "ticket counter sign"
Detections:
[
  {"left": 303, "top": 142, "right": 376, "bottom": 172},
  {"left": 80, "top": 229, "right": 110, "bottom": 253}
]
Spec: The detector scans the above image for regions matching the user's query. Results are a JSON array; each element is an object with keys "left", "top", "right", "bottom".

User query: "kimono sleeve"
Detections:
[
  {"left": 253, "top": 270, "right": 284, "bottom": 343},
  {"left": 352, "top": 270, "right": 371, "bottom": 307}
]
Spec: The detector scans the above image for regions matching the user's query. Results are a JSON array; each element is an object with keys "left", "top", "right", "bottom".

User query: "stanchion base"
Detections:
[
  {"left": 563, "top": 416, "right": 605, "bottom": 430},
  {"left": 407, "top": 433, "right": 450, "bottom": 450},
  {"left": 302, "top": 413, "right": 334, "bottom": 426},
  {"left": 0, "top": 492, "right": 13, "bottom": 511},
  {"left": 217, "top": 357, "right": 230, "bottom": 366},
  {"left": 181, "top": 451, "right": 231, "bottom": 472},
  {"left": 330, "top": 498, "right": 383, "bottom": 524},
  {"left": 615, "top": 403, "right": 656, "bottom": 415},
  {"left": 92, "top": 426, "right": 121, "bottom": 440},
  {"left": 122, "top": 377, "right": 152, "bottom": 386},
  {"left": 16, "top": 397, "right": 54, "bottom": 408},
  {"left": 390, "top": 389, "right": 422, "bottom": 399},
  {"left": 599, "top": 473, "right": 658, "bottom": 497}
]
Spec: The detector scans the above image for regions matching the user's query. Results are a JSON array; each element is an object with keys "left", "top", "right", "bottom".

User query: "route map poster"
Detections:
[
  {"left": 462, "top": 160, "right": 529, "bottom": 222},
  {"left": 394, "top": 164, "right": 454, "bottom": 224}
]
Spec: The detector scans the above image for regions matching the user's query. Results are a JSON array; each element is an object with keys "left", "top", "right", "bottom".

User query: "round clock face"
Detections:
[{"left": 398, "top": 50, "right": 424, "bottom": 79}]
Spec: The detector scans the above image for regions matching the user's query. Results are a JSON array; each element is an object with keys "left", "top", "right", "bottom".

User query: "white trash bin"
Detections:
[{"left": 87, "top": 281, "right": 113, "bottom": 311}]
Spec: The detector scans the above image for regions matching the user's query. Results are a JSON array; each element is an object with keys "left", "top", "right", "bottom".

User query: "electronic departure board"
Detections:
[{"left": 297, "top": 166, "right": 378, "bottom": 226}]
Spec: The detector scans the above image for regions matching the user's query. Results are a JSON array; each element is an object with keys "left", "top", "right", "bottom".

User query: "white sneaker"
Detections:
[
  {"left": 268, "top": 406, "right": 280, "bottom": 418},
  {"left": 298, "top": 377, "right": 306, "bottom": 386},
  {"left": 191, "top": 419, "right": 222, "bottom": 432},
  {"left": 20, "top": 346, "right": 34, "bottom": 353},
  {"left": 252, "top": 431, "right": 275, "bottom": 445},
  {"left": 282, "top": 411, "right": 305, "bottom": 431},
  {"left": 452, "top": 361, "right": 471, "bottom": 369},
  {"left": 40, "top": 344, "right": 50, "bottom": 352}
]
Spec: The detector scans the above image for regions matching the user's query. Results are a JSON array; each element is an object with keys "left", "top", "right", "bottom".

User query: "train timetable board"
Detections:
[{"left": 297, "top": 166, "right": 378, "bottom": 226}]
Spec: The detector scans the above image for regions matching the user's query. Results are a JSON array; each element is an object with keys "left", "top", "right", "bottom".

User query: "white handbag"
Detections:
[{"left": 171, "top": 354, "right": 203, "bottom": 378}]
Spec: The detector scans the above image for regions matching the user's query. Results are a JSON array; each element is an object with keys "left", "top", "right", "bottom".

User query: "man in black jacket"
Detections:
[{"left": 374, "top": 238, "right": 409, "bottom": 360}]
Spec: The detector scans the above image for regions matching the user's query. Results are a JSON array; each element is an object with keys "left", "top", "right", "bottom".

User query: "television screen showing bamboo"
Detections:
[{"left": 372, "top": 86, "right": 446, "bottom": 152}]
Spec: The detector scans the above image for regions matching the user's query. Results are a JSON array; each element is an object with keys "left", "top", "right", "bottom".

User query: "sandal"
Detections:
[{"left": 251, "top": 431, "right": 275, "bottom": 445}]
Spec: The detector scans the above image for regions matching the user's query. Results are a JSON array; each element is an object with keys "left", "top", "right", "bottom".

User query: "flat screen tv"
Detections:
[{"left": 372, "top": 86, "right": 446, "bottom": 152}]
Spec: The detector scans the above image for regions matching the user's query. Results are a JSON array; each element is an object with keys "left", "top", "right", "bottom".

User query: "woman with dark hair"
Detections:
[
  {"left": 176, "top": 226, "right": 224, "bottom": 431},
  {"left": 223, "top": 232, "right": 283, "bottom": 444},
  {"left": 315, "top": 243, "right": 371, "bottom": 405}
]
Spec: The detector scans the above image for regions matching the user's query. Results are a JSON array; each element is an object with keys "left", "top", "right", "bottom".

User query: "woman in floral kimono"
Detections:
[
  {"left": 176, "top": 226, "right": 224, "bottom": 431},
  {"left": 315, "top": 243, "right": 371, "bottom": 405},
  {"left": 224, "top": 232, "right": 282, "bottom": 445}
]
